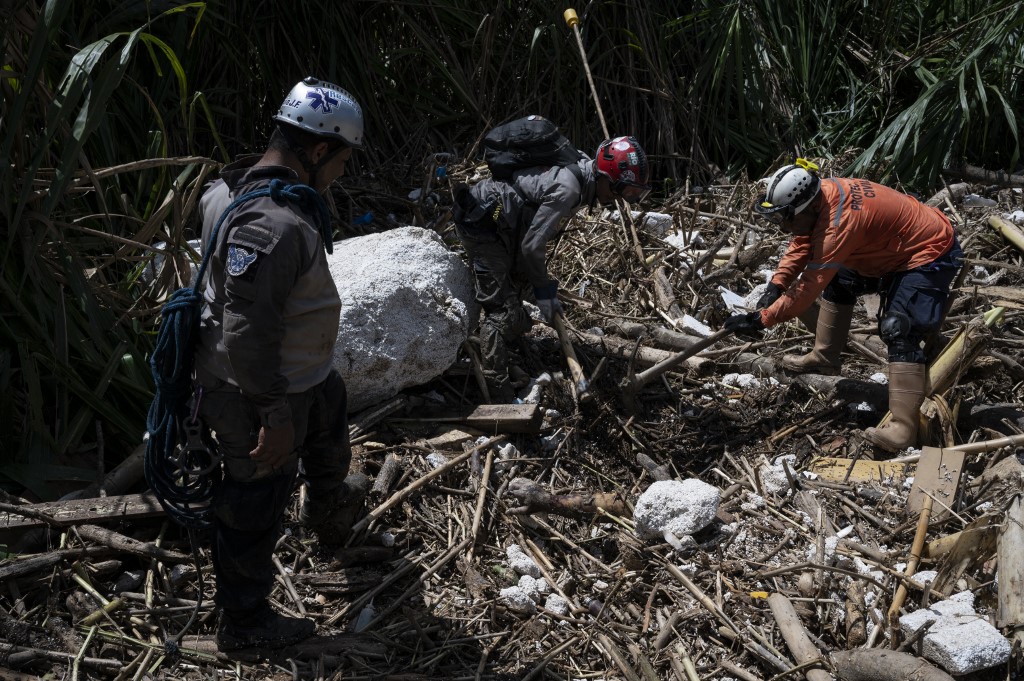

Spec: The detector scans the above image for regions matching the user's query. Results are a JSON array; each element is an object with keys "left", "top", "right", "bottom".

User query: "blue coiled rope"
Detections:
[{"left": 144, "top": 179, "right": 332, "bottom": 531}]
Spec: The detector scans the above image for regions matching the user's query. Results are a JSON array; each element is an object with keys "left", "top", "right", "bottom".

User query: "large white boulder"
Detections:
[{"left": 327, "top": 226, "right": 474, "bottom": 412}]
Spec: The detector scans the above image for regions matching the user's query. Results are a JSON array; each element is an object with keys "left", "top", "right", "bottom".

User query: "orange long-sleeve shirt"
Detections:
[{"left": 761, "top": 178, "right": 954, "bottom": 328}]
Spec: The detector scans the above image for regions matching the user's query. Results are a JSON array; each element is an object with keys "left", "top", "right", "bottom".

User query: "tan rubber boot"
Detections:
[
  {"left": 796, "top": 302, "right": 819, "bottom": 333},
  {"left": 864, "top": 363, "right": 927, "bottom": 453},
  {"left": 781, "top": 299, "right": 854, "bottom": 374}
]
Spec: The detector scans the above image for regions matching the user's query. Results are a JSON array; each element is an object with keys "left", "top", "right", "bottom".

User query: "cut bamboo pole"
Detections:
[
  {"left": 347, "top": 435, "right": 504, "bottom": 539},
  {"left": 888, "top": 496, "right": 932, "bottom": 647},
  {"left": 989, "top": 215, "right": 1024, "bottom": 254},
  {"left": 767, "top": 593, "right": 831, "bottom": 681}
]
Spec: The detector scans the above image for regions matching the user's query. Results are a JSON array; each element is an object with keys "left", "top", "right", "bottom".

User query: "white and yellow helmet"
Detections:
[{"left": 755, "top": 158, "right": 820, "bottom": 222}]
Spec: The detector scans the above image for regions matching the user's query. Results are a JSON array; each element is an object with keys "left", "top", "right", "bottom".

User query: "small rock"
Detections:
[
  {"left": 506, "top": 544, "right": 542, "bottom": 578},
  {"left": 634, "top": 479, "right": 721, "bottom": 540}
]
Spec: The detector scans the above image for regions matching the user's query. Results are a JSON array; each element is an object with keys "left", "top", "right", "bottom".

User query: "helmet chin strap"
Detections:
[{"left": 280, "top": 125, "right": 346, "bottom": 190}]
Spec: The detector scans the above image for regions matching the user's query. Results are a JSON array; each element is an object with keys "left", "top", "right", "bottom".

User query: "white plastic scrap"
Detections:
[
  {"left": 723, "top": 373, "right": 780, "bottom": 390},
  {"left": 425, "top": 452, "right": 447, "bottom": 469},
  {"left": 869, "top": 372, "right": 888, "bottom": 384},
  {"left": 540, "top": 428, "right": 566, "bottom": 451},
  {"left": 745, "top": 283, "right": 770, "bottom": 309},
  {"left": 718, "top": 286, "right": 747, "bottom": 312},
  {"left": 678, "top": 314, "right": 714, "bottom": 337},
  {"left": 519, "top": 372, "right": 552, "bottom": 404},
  {"left": 353, "top": 601, "right": 376, "bottom": 631}
]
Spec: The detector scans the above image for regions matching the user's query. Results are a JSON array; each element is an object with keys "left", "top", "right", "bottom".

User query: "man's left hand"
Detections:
[
  {"left": 250, "top": 423, "right": 296, "bottom": 469},
  {"left": 724, "top": 311, "right": 764, "bottom": 335}
]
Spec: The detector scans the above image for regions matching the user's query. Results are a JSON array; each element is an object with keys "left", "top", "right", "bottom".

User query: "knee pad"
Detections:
[
  {"left": 879, "top": 311, "right": 911, "bottom": 344},
  {"left": 880, "top": 311, "right": 926, "bottom": 362}
]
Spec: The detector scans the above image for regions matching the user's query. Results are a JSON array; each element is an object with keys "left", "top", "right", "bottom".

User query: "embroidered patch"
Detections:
[{"left": 227, "top": 244, "right": 258, "bottom": 276}]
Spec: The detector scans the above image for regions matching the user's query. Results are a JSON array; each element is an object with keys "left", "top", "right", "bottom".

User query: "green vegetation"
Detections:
[{"left": 1, "top": 0, "right": 1021, "bottom": 491}]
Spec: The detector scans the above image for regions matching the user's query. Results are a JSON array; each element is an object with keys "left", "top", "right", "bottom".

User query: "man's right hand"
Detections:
[
  {"left": 250, "top": 423, "right": 296, "bottom": 470},
  {"left": 536, "top": 297, "right": 563, "bottom": 325},
  {"left": 756, "top": 282, "right": 784, "bottom": 309}
]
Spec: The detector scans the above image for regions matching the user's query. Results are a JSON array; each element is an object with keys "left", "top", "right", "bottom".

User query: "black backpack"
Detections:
[{"left": 483, "top": 115, "right": 585, "bottom": 185}]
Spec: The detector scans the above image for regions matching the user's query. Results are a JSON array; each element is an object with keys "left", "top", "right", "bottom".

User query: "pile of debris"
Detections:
[{"left": 2, "top": 172, "right": 1024, "bottom": 680}]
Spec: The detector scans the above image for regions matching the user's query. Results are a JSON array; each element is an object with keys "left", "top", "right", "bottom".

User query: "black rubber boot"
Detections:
[
  {"left": 299, "top": 473, "right": 371, "bottom": 544},
  {"left": 215, "top": 606, "right": 315, "bottom": 651}
]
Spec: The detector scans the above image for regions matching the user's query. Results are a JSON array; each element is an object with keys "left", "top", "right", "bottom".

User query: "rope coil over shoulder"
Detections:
[{"left": 144, "top": 179, "right": 332, "bottom": 531}]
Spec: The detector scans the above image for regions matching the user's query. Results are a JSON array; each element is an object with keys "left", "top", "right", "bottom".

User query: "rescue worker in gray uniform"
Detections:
[
  {"left": 454, "top": 136, "right": 651, "bottom": 401},
  {"left": 194, "top": 77, "right": 369, "bottom": 651}
]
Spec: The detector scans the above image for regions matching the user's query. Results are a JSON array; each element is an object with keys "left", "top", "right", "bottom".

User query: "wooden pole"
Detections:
[{"left": 768, "top": 592, "right": 831, "bottom": 681}]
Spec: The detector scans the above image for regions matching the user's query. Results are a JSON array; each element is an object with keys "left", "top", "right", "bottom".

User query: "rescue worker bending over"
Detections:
[
  {"left": 724, "top": 160, "right": 963, "bottom": 452},
  {"left": 194, "top": 77, "right": 370, "bottom": 651},
  {"left": 453, "top": 135, "right": 651, "bottom": 402}
]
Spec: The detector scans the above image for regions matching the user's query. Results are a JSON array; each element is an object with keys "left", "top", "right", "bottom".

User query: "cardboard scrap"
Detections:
[
  {"left": 908, "top": 446, "right": 966, "bottom": 519},
  {"left": 809, "top": 457, "right": 908, "bottom": 484}
]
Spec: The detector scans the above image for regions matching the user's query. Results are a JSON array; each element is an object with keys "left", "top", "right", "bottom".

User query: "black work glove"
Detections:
[
  {"left": 724, "top": 311, "right": 765, "bottom": 336},
  {"left": 756, "top": 282, "right": 783, "bottom": 309}
]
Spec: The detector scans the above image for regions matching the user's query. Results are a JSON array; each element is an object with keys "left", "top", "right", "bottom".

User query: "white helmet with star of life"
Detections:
[{"left": 274, "top": 77, "right": 364, "bottom": 148}]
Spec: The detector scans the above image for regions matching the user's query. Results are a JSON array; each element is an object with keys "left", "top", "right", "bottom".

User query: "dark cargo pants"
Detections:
[
  {"left": 196, "top": 368, "right": 351, "bottom": 615},
  {"left": 822, "top": 237, "right": 963, "bottom": 363},
  {"left": 459, "top": 230, "right": 532, "bottom": 397}
]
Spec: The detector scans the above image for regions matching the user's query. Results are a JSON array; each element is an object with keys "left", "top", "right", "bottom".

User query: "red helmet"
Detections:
[{"left": 595, "top": 136, "right": 651, "bottom": 204}]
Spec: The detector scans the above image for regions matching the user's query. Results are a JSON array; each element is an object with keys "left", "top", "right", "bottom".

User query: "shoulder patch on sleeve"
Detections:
[
  {"left": 227, "top": 224, "right": 280, "bottom": 254},
  {"left": 227, "top": 244, "right": 259, "bottom": 276}
]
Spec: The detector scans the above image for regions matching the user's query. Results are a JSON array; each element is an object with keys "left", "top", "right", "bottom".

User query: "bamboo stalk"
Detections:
[
  {"left": 347, "top": 435, "right": 504, "bottom": 539},
  {"left": 988, "top": 215, "right": 1024, "bottom": 254},
  {"left": 888, "top": 496, "right": 933, "bottom": 647},
  {"left": 465, "top": 449, "right": 494, "bottom": 564}
]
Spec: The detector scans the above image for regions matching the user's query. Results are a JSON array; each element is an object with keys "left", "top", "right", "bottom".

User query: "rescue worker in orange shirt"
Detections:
[{"left": 724, "top": 160, "right": 963, "bottom": 452}]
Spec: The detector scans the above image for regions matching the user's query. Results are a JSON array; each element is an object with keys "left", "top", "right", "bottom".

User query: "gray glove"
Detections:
[{"left": 535, "top": 297, "right": 563, "bottom": 324}]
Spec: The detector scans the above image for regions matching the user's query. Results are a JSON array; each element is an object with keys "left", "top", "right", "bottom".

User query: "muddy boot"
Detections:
[
  {"left": 864, "top": 363, "right": 927, "bottom": 453},
  {"left": 485, "top": 372, "right": 517, "bottom": 403},
  {"left": 216, "top": 605, "right": 315, "bottom": 651},
  {"left": 782, "top": 299, "right": 854, "bottom": 374},
  {"left": 299, "top": 473, "right": 371, "bottom": 544}
]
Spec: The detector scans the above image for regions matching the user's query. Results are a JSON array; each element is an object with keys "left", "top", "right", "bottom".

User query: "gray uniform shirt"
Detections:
[
  {"left": 194, "top": 159, "right": 340, "bottom": 414},
  {"left": 510, "top": 158, "right": 596, "bottom": 290}
]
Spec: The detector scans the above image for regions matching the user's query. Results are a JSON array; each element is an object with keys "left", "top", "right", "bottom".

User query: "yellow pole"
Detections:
[{"left": 563, "top": 8, "right": 609, "bottom": 138}]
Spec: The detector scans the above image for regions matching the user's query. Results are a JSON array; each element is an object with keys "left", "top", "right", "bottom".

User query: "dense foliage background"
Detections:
[{"left": 1, "top": 0, "right": 1022, "bottom": 493}]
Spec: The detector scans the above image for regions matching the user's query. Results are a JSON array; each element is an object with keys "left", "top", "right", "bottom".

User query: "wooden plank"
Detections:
[
  {"left": 809, "top": 457, "right": 908, "bottom": 484},
  {"left": 978, "top": 285, "right": 1024, "bottom": 304},
  {"left": 0, "top": 491, "right": 165, "bottom": 531},
  {"left": 908, "top": 446, "right": 965, "bottom": 519},
  {"left": 391, "top": 403, "right": 544, "bottom": 434},
  {"left": 419, "top": 426, "right": 481, "bottom": 449},
  {"left": 997, "top": 495, "right": 1024, "bottom": 643}
]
